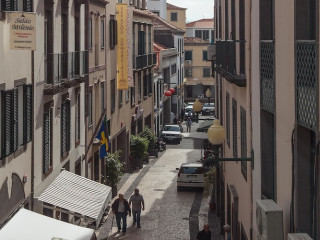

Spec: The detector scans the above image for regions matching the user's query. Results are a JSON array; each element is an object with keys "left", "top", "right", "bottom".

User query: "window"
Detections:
[
  {"left": 43, "top": 102, "right": 53, "bottom": 175},
  {"left": 1, "top": 0, "right": 33, "bottom": 11},
  {"left": 203, "top": 68, "right": 211, "bottom": 77},
  {"left": 0, "top": 84, "right": 32, "bottom": 159},
  {"left": 131, "top": 77, "right": 135, "bottom": 106},
  {"left": 171, "top": 12, "right": 177, "bottom": 21},
  {"left": 61, "top": 97, "right": 71, "bottom": 157},
  {"left": 138, "top": 30, "right": 146, "bottom": 55},
  {"left": 203, "top": 51, "right": 208, "bottom": 61},
  {"left": 232, "top": 98, "right": 237, "bottom": 157},
  {"left": 111, "top": 79, "right": 115, "bottom": 113},
  {"left": 101, "top": 82, "right": 105, "bottom": 113},
  {"left": 101, "top": 19, "right": 105, "bottom": 48},
  {"left": 89, "top": 17, "right": 92, "bottom": 49},
  {"left": 185, "top": 51, "right": 192, "bottom": 60},
  {"left": 185, "top": 67, "right": 193, "bottom": 77},
  {"left": 143, "top": 74, "right": 148, "bottom": 98},
  {"left": 125, "top": 90, "right": 129, "bottom": 102},
  {"left": 109, "top": 15, "right": 117, "bottom": 49},
  {"left": 138, "top": 72, "right": 142, "bottom": 101},
  {"left": 240, "top": 107, "right": 247, "bottom": 179},
  {"left": 148, "top": 74, "right": 152, "bottom": 95},
  {"left": 88, "top": 87, "right": 92, "bottom": 127},
  {"left": 171, "top": 64, "right": 177, "bottom": 75},
  {"left": 75, "top": 90, "right": 80, "bottom": 144},
  {"left": 195, "top": 30, "right": 202, "bottom": 39},
  {"left": 119, "top": 90, "right": 123, "bottom": 107},
  {"left": 226, "top": 93, "right": 230, "bottom": 147},
  {"left": 148, "top": 26, "right": 151, "bottom": 53}
]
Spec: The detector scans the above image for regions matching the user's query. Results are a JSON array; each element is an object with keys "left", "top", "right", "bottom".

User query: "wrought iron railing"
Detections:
[
  {"left": 216, "top": 40, "right": 236, "bottom": 75},
  {"left": 142, "top": 54, "right": 148, "bottom": 68},
  {"left": 68, "top": 51, "right": 80, "bottom": 80},
  {"left": 136, "top": 55, "right": 143, "bottom": 70},
  {"left": 148, "top": 53, "right": 153, "bottom": 66},
  {"left": 296, "top": 40, "right": 318, "bottom": 131},
  {"left": 260, "top": 40, "right": 275, "bottom": 113},
  {"left": 45, "top": 53, "right": 65, "bottom": 85}
]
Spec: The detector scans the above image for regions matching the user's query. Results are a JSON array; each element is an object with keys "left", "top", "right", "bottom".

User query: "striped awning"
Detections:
[{"left": 38, "top": 170, "right": 112, "bottom": 226}]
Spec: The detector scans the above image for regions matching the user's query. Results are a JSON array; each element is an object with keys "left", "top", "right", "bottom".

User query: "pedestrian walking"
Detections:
[
  {"left": 129, "top": 188, "right": 145, "bottom": 228},
  {"left": 223, "top": 224, "right": 231, "bottom": 240},
  {"left": 111, "top": 193, "right": 131, "bottom": 235},
  {"left": 186, "top": 117, "right": 192, "bottom": 132},
  {"left": 196, "top": 224, "right": 211, "bottom": 240}
]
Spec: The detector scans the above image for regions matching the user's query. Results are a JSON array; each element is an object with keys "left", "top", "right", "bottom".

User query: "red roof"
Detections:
[
  {"left": 166, "top": 3, "right": 187, "bottom": 10},
  {"left": 186, "top": 18, "right": 214, "bottom": 28},
  {"left": 154, "top": 15, "right": 185, "bottom": 34}
]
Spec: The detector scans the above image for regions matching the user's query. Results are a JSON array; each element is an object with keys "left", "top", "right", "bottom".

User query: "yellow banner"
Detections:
[
  {"left": 116, "top": 4, "right": 128, "bottom": 90},
  {"left": 10, "top": 12, "right": 36, "bottom": 50}
]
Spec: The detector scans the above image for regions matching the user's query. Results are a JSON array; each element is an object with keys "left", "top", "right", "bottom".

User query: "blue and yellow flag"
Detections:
[{"left": 96, "top": 117, "right": 109, "bottom": 159}]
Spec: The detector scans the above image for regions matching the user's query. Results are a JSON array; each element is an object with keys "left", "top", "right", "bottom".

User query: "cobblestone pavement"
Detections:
[{"left": 96, "top": 119, "right": 224, "bottom": 240}]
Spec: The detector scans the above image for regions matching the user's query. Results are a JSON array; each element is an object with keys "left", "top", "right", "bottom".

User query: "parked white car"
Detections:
[
  {"left": 160, "top": 125, "right": 183, "bottom": 144},
  {"left": 176, "top": 163, "right": 205, "bottom": 191},
  {"left": 202, "top": 103, "right": 215, "bottom": 115}
]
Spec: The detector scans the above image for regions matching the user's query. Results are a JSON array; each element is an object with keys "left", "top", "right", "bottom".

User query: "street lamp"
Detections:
[
  {"left": 193, "top": 98, "right": 202, "bottom": 123},
  {"left": 205, "top": 88, "right": 212, "bottom": 104},
  {"left": 206, "top": 119, "right": 254, "bottom": 218}
]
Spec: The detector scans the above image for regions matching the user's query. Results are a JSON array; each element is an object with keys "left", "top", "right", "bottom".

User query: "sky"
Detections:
[{"left": 166, "top": 0, "right": 214, "bottom": 23}]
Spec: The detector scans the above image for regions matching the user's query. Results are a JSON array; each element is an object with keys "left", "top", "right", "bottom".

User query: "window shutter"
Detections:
[
  {"left": 24, "top": 84, "right": 32, "bottom": 143},
  {"left": 23, "top": 0, "right": 33, "bottom": 12},
  {"left": 3, "top": 90, "right": 13, "bottom": 157},
  {"left": 66, "top": 100, "right": 71, "bottom": 152},
  {"left": 43, "top": 110, "right": 51, "bottom": 174},
  {"left": 61, "top": 102, "right": 66, "bottom": 156},
  {"left": 2, "top": 0, "right": 16, "bottom": 11},
  {"left": 114, "top": 20, "right": 118, "bottom": 45},
  {"left": 13, "top": 88, "right": 18, "bottom": 152}
]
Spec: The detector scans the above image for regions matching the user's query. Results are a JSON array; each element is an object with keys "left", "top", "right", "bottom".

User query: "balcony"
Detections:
[
  {"left": 260, "top": 40, "right": 275, "bottom": 113},
  {"left": 134, "top": 53, "right": 157, "bottom": 71},
  {"left": 215, "top": 40, "right": 246, "bottom": 87},
  {"left": 296, "top": 40, "right": 318, "bottom": 131},
  {"left": 44, "top": 51, "right": 88, "bottom": 95}
]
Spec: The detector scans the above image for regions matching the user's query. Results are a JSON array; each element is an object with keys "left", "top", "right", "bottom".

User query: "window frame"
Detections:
[
  {"left": 61, "top": 95, "right": 71, "bottom": 158},
  {"left": 232, "top": 98, "right": 237, "bottom": 158},
  {"left": 88, "top": 87, "right": 93, "bottom": 127},
  {"left": 75, "top": 88, "right": 80, "bottom": 146},
  {"left": 170, "top": 12, "right": 178, "bottom": 21},
  {"left": 203, "top": 68, "right": 211, "bottom": 77},
  {"left": 101, "top": 18, "right": 105, "bottom": 49},
  {"left": 185, "top": 50, "right": 193, "bottom": 61},
  {"left": 109, "top": 16, "right": 117, "bottom": 49},
  {"left": 202, "top": 50, "right": 208, "bottom": 61}
]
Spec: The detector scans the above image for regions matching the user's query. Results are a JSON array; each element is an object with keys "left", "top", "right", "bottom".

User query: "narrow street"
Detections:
[{"left": 97, "top": 119, "right": 222, "bottom": 240}]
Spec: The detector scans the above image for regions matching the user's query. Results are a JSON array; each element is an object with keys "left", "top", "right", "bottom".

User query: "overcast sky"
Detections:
[{"left": 166, "top": 0, "right": 214, "bottom": 23}]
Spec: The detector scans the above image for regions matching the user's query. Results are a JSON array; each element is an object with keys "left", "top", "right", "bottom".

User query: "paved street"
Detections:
[{"left": 96, "top": 118, "right": 223, "bottom": 240}]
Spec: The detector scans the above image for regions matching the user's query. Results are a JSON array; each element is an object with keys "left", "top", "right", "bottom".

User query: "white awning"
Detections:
[
  {"left": 0, "top": 208, "right": 95, "bottom": 240},
  {"left": 38, "top": 170, "right": 112, "bottom": 226}
]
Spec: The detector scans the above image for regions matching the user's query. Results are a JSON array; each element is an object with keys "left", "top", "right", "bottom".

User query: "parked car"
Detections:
[
  {"left": 202, "top": 103, "right": 215, "bottom": 115},
  {"left": 160, "top": 125, "right": 183, "bottom": 144},
  {"left": 176, "top": 163, "right": 206, "bottom": 191}
]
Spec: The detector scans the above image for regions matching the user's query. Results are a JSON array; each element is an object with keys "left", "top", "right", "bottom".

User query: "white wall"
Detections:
[{"left": 147, "top": 0, "right": 167, "bottom": 19}]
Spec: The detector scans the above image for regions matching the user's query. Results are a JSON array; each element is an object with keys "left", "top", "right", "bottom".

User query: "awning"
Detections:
[
  {"left": 38, "top": 170, "right": 112, "bottom": 227},
  {"left": 197, "top": 120, "right": 214, "bottom": 132},
  {"left": 0, "top": 208, "right": 95, "bottom": 240}
]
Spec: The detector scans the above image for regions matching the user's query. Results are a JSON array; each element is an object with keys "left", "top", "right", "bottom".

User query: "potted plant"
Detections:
[
  {"left": 104, "top": 151, "right": 123, "bottom": 198},
  {"left": 130, "top": 135, "right": 148, "bottom": 169},
  {"left": 203, "top": 167, "right": 216, "bottom": 211},
  {"left": 140, "top": 127, "right": 158, "bottom": 158}
]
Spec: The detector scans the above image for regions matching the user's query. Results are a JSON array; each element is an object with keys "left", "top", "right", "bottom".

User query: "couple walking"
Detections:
[{"left": 111, "top": 188, "right": 145, "bottom": 235}]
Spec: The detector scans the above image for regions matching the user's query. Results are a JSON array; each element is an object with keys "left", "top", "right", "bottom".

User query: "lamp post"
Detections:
[
  {"left": 205, "top": 88, "right": 212, "bottom": 104},
  {"left": 206, "top": 119, "right": 254, "bottom": 220},
  {"left": 193, "top": 98, "right": 202, "bottom": 123}
]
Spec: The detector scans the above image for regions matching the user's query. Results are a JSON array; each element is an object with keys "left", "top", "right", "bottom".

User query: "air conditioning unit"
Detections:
[
  {"left": 256, "top": 199, "right": 283, "bottom": 240},
  {"left": 288, "top": 233, "right": 313, "bottom": 240}
]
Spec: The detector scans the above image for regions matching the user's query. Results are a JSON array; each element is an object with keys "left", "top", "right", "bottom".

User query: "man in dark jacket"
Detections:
[
  {"left": 196, "top": 224, "right": 211, "bottom": 240},
  {"left": 112, "top": 193, "right": 131, "bottom": 235}
]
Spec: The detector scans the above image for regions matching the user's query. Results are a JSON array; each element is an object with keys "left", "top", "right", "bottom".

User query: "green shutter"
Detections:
[
  {"left": 3, "top": 90, "right": 13, "bottom": 157},
  {"left": 24, "top": 84, "right": 32, "bottom": 143},
  {"left": 23, "top": 0, "right": 33, "bottom": 12},
  {"left": 66, "top": 100, "right": 71, "bottom": 152},
  {"left": 13, "top": 88, "right": 18, "bottom": 152},
  {"left": 43, "top": 110, "right": 51, "bottom": 173}
]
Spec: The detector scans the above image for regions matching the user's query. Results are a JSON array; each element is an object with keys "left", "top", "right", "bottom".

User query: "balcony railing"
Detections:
[
  {"left": 296, "top": 40, "right": 318, "bottom": 131},
  {"left": 215, "top": 40, "right": 246, "bottom": 87},
  {"left": 45, "top": 51, "right": 88, "bottom": 94},
  {"left": 134, "top": 53, "right": 157, "bottom": 70},
  {"left": 260, "top": 40, "right": 275, "bottom": 113}
]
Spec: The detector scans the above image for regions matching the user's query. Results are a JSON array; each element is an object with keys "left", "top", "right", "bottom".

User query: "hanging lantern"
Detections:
[
  {"left": 169, "top": 88, "right": 175, "bottom": 94},
  {"left": 164, "top": 91, "right": 172, "bottom": 97}
]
